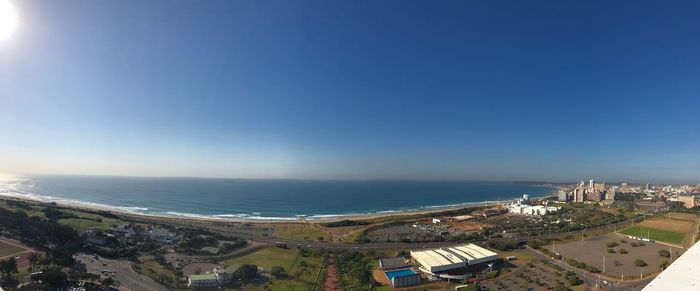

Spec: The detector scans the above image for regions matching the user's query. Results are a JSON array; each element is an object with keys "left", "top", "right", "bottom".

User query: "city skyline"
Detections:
[{"left": 1, "top": 0, "right": 699, "bottom": 182}]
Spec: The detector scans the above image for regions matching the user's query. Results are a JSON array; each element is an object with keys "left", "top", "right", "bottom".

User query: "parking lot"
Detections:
[
  {"left": 74, "top": 253, "right": 170, "bottom": 291},
  {"left": 543, "top": 233, "right": 683, "bottom": 278}
]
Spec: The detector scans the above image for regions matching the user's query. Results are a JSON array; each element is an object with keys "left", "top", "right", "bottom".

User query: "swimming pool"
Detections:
[{"left": 385, "top": 268, "right": 418, "bottom": 280}]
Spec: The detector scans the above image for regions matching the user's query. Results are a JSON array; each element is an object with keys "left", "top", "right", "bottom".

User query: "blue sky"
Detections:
[{"left": 0, "top": 0, "right": 698, "bottom": 183}]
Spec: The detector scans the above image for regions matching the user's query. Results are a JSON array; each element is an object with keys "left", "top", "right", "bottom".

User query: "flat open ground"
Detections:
[
  {"left": 0, "top": 240, "right": 26, "bottom": 258},
  {"left": 543, "top": 233, "right": 683, "bottom": 278},
  {"left": 223, "top": 246, "right": 323, "bottom": 291},
  {"left": 639, "top": 216, "right": 694, "bottom": 233},
  {"left": 274, "top": 223, "right": 330, "bottom": 241},
  {"left": 0, "top": 237, "right": 38, "bottom": 269},
  {"left": 619, "top": 226, "right": 685, "bottom": 245},
  {"left": 618, "top": 216, "right": 695, "bottom": 245}
]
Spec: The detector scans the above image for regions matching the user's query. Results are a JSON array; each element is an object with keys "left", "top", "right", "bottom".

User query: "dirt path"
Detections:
[
  {"left": 324, "top": 255, "right": 342, "bottom": 291},
  {"left": 0, "top": 236, "right": 40, "bottom": 268}
]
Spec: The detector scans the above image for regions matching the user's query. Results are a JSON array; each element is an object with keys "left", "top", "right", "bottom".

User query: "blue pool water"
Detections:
[{"left": 385, "top": 269, "right": 418, "bottom": 279}]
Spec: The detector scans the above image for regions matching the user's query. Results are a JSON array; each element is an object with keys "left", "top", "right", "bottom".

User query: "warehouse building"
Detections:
[{"left": 410, "top": 244, "right": 498, "bottom": 279}]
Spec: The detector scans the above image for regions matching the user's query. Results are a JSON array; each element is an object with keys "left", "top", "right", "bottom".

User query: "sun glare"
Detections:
[{"left": 0, "top": 0, "right": 18, "bottom": 41}]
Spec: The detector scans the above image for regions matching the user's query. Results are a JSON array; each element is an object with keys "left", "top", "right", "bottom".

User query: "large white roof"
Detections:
[
  {"left": 411, "top": 243, "right": 498, "bottom": 273},
  {"left": 643, "top": 240, "right": 700, "bottom": 290}
]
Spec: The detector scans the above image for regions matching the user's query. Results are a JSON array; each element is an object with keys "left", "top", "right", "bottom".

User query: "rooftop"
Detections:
[
  {"left": 189, "top": 273, "right": 218, "bottom": 281},
  {"left": 410, "top": 243, "right": 498, "bottom": 272},
  {"left": 379, "top": 257, "right": 409, "bottom": 270}
]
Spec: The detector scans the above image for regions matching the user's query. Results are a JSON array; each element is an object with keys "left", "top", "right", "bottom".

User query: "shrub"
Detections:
[
  {"left": 486, "top": 270, "right": 500, "bottom": 279},
  {"left": 606, "top": 241, "right": 619, "bottom": 248},
  {"left": 619, "top": 248, "right": 628, "bottom": 254},
  {"left": 584, "top": 265, "right": 601, "bottom": 273},
  {"left": 607, "top": 248, "right": 616, "bottom": 253},
  {"left": 659, "top": 261, "right": 670, "bottom": 270},
  {"left": 658, "top": 250, "right": 670, "bottom": 258}
]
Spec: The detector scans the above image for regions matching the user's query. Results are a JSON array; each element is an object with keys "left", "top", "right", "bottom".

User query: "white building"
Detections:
[
  {"left": 149, "top": 227, "right": 180, "bottom": 243},
  {"left": 187, "top": 267, "right": 232, "bottom": 288},
  {"left": 557, "top": 190, "right": 568, "bottom": 202},
  {"left": 411, "top": 244, "right": 498, "bottom": 277},
  {"left": 508, "top": 204, "right": 559, "bottom": 216},
  {"left": 508, "top": 195, "right": 559, "bottom": 216}
]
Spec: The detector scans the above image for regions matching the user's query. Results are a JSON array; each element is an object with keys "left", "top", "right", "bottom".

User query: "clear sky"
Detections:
[{"left": 0, "top": 0, "right": 698, "bottom": 183}]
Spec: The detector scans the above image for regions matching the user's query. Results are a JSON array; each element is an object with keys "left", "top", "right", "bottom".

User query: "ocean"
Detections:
[{"left": 0, "top": 175, "right": 556, "bottom": 220}]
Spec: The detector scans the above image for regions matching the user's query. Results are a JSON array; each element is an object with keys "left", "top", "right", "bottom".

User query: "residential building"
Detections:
[
  {"left": 605, "top": 189, "right": 616, "bottom": 201},
  {"left": 558, "top": 190, "right": 568, "bottom": 202},
  {"left": 573, "top": 188, "right": 585, "bottom": 203},
  {"left": 586, "top": 191, "right": 603, "bottom": 202},
  {"left": 674, "top": 195, "right": 697, "bottom": 208}
]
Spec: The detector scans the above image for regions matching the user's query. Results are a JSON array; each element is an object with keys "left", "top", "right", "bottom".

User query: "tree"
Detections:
[
  {"left": 634, "top": 259, "right": 648, "bottom": 267},
  {"left": 270, "top": 266, "right": 287, "bottom": 279},
  {"left": 235, "top": 264, "right": 258, "bottom": 283},
  {"left": 101, "top": 277, "right": 115, "bottom": 288},
  {"left": 0, "top": 257, "right": 18, "bottom": 281},
  {"left": 659, "top": 261, "right": 670, "bottom": 270},
  {"left": 41, "top": 267, "right": 68, "bottom": 288},
  {"left": 658, "top": 250, "right": 670, "bottom": 258}
]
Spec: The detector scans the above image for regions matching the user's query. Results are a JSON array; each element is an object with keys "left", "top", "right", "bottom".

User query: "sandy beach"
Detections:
[{"left": 0, "top": 191, "right": 555, "bottom": 224}]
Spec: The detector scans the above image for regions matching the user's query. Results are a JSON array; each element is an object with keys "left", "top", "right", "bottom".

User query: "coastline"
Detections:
[{"left": 0, "top": 190, "right": 557, "bottom": 224}]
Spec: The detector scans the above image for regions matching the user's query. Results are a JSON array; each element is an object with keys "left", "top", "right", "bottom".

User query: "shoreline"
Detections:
[{"left": 0, "top": 190, "right": 557, "bottom": 224}]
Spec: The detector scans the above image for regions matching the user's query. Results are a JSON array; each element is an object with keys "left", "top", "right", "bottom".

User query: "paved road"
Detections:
[
  {"left": 525, "top": 246, "right": 653, "bottom": 291},
  {"left": 75, "top": 253, "right": 170, "bottom": 291}
]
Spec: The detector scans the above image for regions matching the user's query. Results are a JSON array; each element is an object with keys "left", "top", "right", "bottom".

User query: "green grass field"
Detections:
[
  {"left": 0, "top": 240, "right": 26, "bottom": 258},
  {"left": 620, "top": 226, "right": 686, "bottom": 245},
  {"left": 273, "top": 224, "right": 330, "bottom": 241},
  {"left": 138, "top": 261, "right": 178, "bottom": 286},
  {"left": 224, "top": 247, "right": 324, "bottom": 291},
  {"left": 58, "top": 210, "right": 124, "bottom": 231}
]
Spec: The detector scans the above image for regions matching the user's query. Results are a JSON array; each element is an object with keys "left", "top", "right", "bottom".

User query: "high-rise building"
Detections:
[
  {"left": 573, "top": 188, "right": 585, "bottom": 202},
  {"left": 586, "top": 191, "right": 603, "bottom": 202},
  {"left": 589, "top": 179, "right": 595, "bottom": 191},
  {"left": 558, "top": 190, "right": 568, "bottom": 202},
  {"left": 605, "top": 189, "right": 616, "bottom": 201},
  {"left": 594, "top": 182, "right": 606, "bottom": 192}
]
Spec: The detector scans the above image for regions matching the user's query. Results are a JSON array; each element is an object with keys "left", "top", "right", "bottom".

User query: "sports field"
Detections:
[
  {"left": 619, "top": 226, "right": 685, "bottom": 245},
  {"left": 223, "top": 246, "right": 324, "bottom": 291},
  {"left": 0, "top": 240, "right": 26, "bottom": 258}
]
